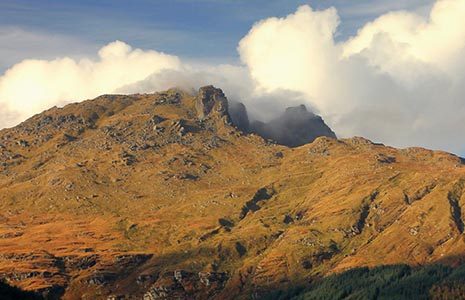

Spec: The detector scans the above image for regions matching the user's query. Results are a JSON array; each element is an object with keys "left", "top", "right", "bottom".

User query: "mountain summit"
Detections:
[
  {"left": 191, "top": 85, "right": 336, "bottom": 147},
  {"left": 249, "top": 104, "right": 336, "bottom": 147},
  {"left": 0, "top": 86, "right": 464, "bottom": 299},
  {"left": 193, "top": 85, "right": 336, "bottom": 147}
]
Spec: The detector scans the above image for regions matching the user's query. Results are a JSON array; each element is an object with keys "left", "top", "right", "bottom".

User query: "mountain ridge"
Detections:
[{"left": 0, "top": 86, "right": 464, "bottom": 299}]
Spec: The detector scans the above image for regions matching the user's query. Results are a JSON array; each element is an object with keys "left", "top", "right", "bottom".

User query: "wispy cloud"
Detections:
[{"left": 0, "top": 26, "right": 98, "bottom": 72}]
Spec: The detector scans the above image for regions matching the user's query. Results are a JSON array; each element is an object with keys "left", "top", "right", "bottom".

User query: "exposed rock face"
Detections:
[
  {"left": 228, "top": 100, "right": 249, "bottom": 132},
  {"left": 250, "top": 104, "right": 336, "bottom": 147},
  {"left": 195, "top": 86, "right": 335, "bottom": 147},
  {"left": 143, "top": 270, "right": 228, "bottom": 300},
  {"left": 195, "top": 86, "right": 229, "bottom": 121}
]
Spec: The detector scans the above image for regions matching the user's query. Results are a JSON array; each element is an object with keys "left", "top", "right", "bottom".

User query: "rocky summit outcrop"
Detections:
[
  {"left": 227, "top": 100, "right": 249, "bottom": 133},
  {"left": 195, "top": 86, "right": 229, "bottom": 121},
  {"left": 250, "top": 104, "right": 336, "bottom": 147},
  {"left": 0, "top": 86, "right": 464, "bottom": 299},
  {"left": 194, "top": 85, "right": 335, "bottom": 147}
]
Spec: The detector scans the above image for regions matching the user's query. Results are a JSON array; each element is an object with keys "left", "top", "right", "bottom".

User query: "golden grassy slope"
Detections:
[{"left": 0, "top": 88, "right": 464, "bottom": 299}]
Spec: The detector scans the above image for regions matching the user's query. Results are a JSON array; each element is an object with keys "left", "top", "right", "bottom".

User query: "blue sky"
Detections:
[
  {"left": 5, "top": 0, "right": 463, "bottom": 155},
  {"left": 0, "top": 0, "right": 434, "bottom": 71}
]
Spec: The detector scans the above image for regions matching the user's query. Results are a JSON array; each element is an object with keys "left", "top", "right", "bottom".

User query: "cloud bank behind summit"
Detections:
[{"left": 0, "top": 0, "right": 464, "bottom": 154}]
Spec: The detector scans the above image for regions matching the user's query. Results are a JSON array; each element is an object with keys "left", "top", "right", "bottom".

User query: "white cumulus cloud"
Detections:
[
  {"left": 1, "top": 0, "right": 465, "bottom": 154},
  {"left": 238, "top": 0, "right": 465, "bottom": 154},
  {"left": 0, "top": 40, "right": 181, "bottom": 128}
]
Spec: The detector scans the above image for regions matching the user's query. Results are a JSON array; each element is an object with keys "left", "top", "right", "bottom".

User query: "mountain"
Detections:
[
  {"left": 249, "top": 104, "right": 336, "bottom": 147},
  {"left": 226, "top": 96, "right": 336, "bottom": 147},
  {"left": 0, "top": 86, "right": 464, "bottom": 299}
]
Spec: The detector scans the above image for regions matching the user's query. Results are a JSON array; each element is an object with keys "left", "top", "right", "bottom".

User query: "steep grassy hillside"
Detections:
[{"left": 0, "top": 86, "right": 464, "bottom": 299}]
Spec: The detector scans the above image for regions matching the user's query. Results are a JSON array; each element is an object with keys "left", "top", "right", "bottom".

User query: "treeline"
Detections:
[
  {"left": 296, "top": 264, "right": 465, "bottom": 300},
  {"left": 262, "top": 264, "right": 465, "bottom": 299}
]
